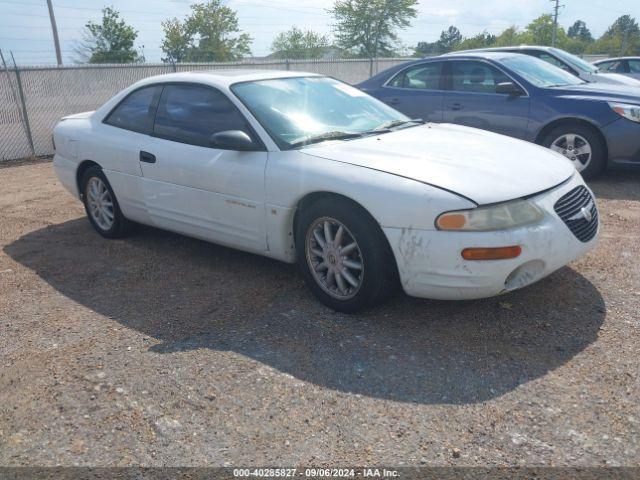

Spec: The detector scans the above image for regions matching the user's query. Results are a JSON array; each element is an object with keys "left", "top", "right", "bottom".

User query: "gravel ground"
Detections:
[{"left": 0, "top": 160, "right": 638, "bottom": 467}]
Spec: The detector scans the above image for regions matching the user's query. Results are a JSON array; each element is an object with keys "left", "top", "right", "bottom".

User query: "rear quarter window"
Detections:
[{"left": 104, "top": 85, "right": 162, "bottom": 134}]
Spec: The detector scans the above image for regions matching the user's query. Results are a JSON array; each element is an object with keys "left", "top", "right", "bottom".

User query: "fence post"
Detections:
[
  {"left": 10, "top": 52, "right": 35, "bottom": 157},
  {"left": 285, "top": 59, "right": 290, "bottom": 71},
  {"left": 369, "top": 57, "right": 373, "bottom": 77}
]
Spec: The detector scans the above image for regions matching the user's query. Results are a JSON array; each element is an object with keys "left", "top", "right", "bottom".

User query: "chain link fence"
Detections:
[{"left": 0, "top": 57, "right": 408, "bottom": 162}]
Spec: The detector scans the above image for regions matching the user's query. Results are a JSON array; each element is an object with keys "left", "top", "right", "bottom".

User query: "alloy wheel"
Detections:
[
  {"left": 549, "top": 133, "right": 592, "bottom": 172},
  {"left": 305, "top": 217, "right": 364, "bottom": 300},
  {"left": 86, "top": 177, "right": 115, "bottom": 231}
]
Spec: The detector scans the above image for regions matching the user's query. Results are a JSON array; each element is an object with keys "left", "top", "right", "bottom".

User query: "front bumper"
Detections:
[
  {"left": 384, "top": 174, "right": 599, "bottom": 300},
  {"left": 602, "top": 118, "right": 640, "bottom": 166}
]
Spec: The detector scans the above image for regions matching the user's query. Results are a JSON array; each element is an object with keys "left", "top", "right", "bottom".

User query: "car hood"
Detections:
[
  {"left": 300, "top": 124, "right": 575, "bottom": 205},
  {"left": 592, "top": 72, "right": 640, "bottom": 87},
  {"left": 550, "top": 82, "right": 640, "bottom": 103}
]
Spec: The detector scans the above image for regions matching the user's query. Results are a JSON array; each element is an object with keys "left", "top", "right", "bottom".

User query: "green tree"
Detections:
[
  {"left": 78, "top": 7, "right": 140, "bottom": 63},
  {"left": 160, "top": 0, "right": 252, "bottom": 63},
  {"left": 524, "top": 14, "right": 567, "bottom": 46},
  {"left": 605, "top": 14, "right": 639, "bottom": 37},
  {"left": 271, "top": 27, "right": 330, "bottom": 59},
  {"left": 161, "top": 18, "right": 189, "bottom": 63},
  {"left": 457, "top": 31, "right": 496, "bottom": 50},
  {"left": 593, "top": 15, "right": 640, "bottom": 55},
  {"left": 331, "top": 0, "right": 418, "bottom": 58},
  {"left": 413, "top": 41, "right": 440, "bottom": 56},
  {"left": 567, "top": 20, "right": 593, "bottom": 42},
  {"left": 494, "top": 26, "right": 525, "bottom": 47},
  {"left": 438, "top": 26, "right": 462, "bottom": 52}
]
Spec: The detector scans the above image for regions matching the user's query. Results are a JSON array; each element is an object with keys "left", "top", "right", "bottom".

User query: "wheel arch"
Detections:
[
  {"left": 291, "top": 191, "right": 400, "bottom": 283},
  {"left": 75, "top": 159, "right": 101, "bottom": 199},
  {"left": 535, "top": 117, "right": 608, "bottom": 160}
]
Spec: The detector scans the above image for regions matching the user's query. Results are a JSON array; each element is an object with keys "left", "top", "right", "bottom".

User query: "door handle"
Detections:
[
  {"left": 139, "top": 151, "right": 156, "bottom": 163},
  {"left": 448, "top": 103, "right": 462, "bottom": 111},
  {"left": 387, "top": 98, "right": 400, "bottom": 105}
]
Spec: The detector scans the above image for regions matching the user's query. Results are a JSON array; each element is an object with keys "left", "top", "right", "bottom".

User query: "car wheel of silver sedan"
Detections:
[
  {"left": 81, "top": 165, "right": 129, "bottom": 239},
  {"left": 296, "top": 196, "right": 397, "bottom": 312}
]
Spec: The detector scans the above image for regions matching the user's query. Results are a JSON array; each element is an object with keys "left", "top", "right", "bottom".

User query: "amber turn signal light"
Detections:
[{"left": 461, "top": 246, "right": 522, "bottom": 261}]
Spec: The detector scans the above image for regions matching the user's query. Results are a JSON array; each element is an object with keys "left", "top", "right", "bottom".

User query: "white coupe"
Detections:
[{"left": 53, "top": 70, "right": 599, "bottom": 312}]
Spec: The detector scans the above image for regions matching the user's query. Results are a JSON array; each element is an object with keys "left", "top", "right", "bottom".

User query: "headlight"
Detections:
[
  {"left": 609, "top": 102, "right": 640, "bottom": 123},
  {"left": 436, "top": 199, "right": 544, "bottom": 231}
]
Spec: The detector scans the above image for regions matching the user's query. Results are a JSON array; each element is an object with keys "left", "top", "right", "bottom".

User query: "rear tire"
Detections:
[
  {"left": 541, "top": 123, "right": 606, "bottom": 179},
  {"left": 81, "top": 166, "right": 129, "bottom": 239},
  {"left": 295, "top": 197, "right": 395, "bottom": 313}
]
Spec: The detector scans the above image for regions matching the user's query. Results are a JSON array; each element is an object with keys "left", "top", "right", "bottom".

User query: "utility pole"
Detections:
[
  {"left": 550, "top": 0, "right": 563, "bottom": 47},
  {"left": 46, "top": 0, "right": 63, "bottom": 65}
]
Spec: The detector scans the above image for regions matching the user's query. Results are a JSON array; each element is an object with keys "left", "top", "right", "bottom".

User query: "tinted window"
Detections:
[
  {"left": 597, "top": 60, "right": 626, "bottom": 73},
  {"left": 596, "top": 60, "right": 613, "bottom": 71},
  {"left": 450, "top": 61, "right": 511, "bottom": 94},
  {"left": 154, "top": 84, "right": 251, "bottom": 147},
  {"left": 501, "top": 55, "right": 585, "bottom": 87},
  {"left": 538, "top": 53, "right": 565, "bottom": 68},
  {"left": 389, "top": 63, "right": 444, "bottom": 90},
  {"left": 628, "top": 60, "right": 640, "bottom": 73},
  {"left": 522, "top": 50, "right": 576, "bottom": 74},
  {"left": 551, "top": 48, "right": 598, "bottom": 73},
  {"left": 105, "top": 85, "right": 161, "bottom": 134}
]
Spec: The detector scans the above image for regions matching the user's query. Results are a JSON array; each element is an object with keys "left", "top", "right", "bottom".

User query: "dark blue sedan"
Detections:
[{"left": 358, "top": 52, "right": 640, "bottom": 178}]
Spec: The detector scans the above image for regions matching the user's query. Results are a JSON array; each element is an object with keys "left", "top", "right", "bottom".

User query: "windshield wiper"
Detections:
[
  {"left": 370, "top": 118, "right": 425, "bottom": 132},
  {"left": 289, "top": 130, "right": 363, "bottom": 148}
]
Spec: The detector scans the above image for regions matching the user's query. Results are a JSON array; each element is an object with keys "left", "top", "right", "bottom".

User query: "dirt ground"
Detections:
[{"left": 0, "top": 160, "right": 638, "bottom": 467}]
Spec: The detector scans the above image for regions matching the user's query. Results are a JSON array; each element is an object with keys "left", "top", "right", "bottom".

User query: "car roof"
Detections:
[
  {"left": 593, "top": 57, "right": 640, "bottom": 63},
  {"left": 447, "top": 45, "right": 553, "bottom": 55},
  {"left": 132, "top": 69, "right": 320, "bottom": 89},
  {"left": 433, "top": 51, "right": 530, "bottom": 61}
]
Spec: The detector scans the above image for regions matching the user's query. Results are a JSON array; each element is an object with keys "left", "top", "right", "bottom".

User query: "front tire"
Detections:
[
  {"left": 81, "top": 166, "right": 129, "bottom": 238},
  {"left": 295, "top": 197, "right": 395, "bottom": 313},
  {"left": 541, "top": 123, "right": 606, "bottom": 179}
]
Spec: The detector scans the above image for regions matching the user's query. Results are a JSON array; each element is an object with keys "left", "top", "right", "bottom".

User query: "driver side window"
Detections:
[
  {"left": 449, "top": 61, "right": 511, "bottom": 94},
  {"left": 153, "top": 84, "right": 252, "bottom": 147}
]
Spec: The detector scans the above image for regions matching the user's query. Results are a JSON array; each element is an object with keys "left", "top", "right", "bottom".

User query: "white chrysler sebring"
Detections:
[{"left": 53, "top": 70, "right": 599, "bottom": 312}]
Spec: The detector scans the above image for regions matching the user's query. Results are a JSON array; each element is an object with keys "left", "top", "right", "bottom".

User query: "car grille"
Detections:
[{"left": 554, "top": 186, "right": 598, "bottom": 242}]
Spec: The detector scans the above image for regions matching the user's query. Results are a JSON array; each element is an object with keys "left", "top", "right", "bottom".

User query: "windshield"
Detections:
[
  {"left": 551, "top": 48, "right": 599, "bottom": 74},
  {"left": 231, "top": 76, "right": 410, "bottom": 149},
  {"left": 501, "top": 55, "right": 586, "bottom": 88}
]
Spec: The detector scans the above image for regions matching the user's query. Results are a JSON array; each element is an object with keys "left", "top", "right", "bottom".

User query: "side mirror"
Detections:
[
  {"left": 209, "top": 130, "right": 257, "bottom": 151},
  {"left": 495, "top": 81, "right": 523, "bottom": 96}
]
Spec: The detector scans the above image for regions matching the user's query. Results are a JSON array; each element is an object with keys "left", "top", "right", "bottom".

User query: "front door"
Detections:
[
  {"left": 442, "top": 60, "right": 530, "bottom": 139},
  {"left": 138, "top": 83, "right": 268, "bottom": 253},
  {"left": 377, "top": 61, "right": 446, "bottom": 122}
]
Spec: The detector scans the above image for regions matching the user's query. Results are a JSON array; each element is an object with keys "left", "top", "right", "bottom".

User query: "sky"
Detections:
[{"left": 0, "top": 0, "right": 637, "bottom": 65}]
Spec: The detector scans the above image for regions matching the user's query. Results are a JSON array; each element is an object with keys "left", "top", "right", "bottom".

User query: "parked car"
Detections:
[
  {"left": 447, "top": 46, "right": 640, "bottom": 87},
  {"left": 593, "top": 57, "right": 640, "bottom": 80},
  {"left": 53, "top": 71, "right": 598, "bottom": 312},
  {"left": 358, "top": 52, "right": 640, "bottom": 178}
]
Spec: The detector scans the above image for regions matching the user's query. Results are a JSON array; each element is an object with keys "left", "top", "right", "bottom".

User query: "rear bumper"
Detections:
[
  {"left": 53, "top": 153, "right": 79, "bottom": 198},
  {"left": 384, "top": 174, "right": 598, "bottom": 300}
]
